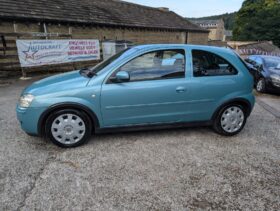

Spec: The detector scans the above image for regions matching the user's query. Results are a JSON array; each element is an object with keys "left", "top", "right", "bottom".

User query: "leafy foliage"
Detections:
[
  {"left": 187, "top": 12, "right": 237, "bottom": 30},
  {"left": 233, "top": 0, "right": 280, "bottom": 47}
]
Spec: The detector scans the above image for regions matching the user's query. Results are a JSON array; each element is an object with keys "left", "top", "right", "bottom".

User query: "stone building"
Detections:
[
  {"left": 191, "top": 19, "right": 225, "bottom": 41},
  {"left": 0, "top": 0, "right": 209, "bottom": 77}
]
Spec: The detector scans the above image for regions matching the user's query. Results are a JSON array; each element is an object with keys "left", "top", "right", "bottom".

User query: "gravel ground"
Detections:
[{"left": 0, "top": 78, "right": 279, "bottom": 211}]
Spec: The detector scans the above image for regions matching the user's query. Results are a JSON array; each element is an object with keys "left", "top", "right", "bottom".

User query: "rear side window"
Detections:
[
  {"left": 115, "top": 49, "right": 185, "bottom": 82},
  {"left": 192, "top": 50, "right": 238, "bottom": 77}
]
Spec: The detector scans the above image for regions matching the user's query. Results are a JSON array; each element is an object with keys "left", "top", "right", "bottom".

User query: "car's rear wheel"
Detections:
[
  {"left": 213, "top": 104, "right": 247, "bottom": 136},
  {"left": 256, "top": 78, "right": 266, "bottom": 93},
  {"left": 45, "top": 109, "right": 92, "bottom": 148}
]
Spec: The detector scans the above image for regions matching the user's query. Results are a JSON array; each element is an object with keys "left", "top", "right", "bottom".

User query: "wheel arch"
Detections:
[
  {"left": 211, "top": 98, "right": 253, "bottom": 121},
  {"left": 38, "top": 103, "right": 100, "bottom": 136}
]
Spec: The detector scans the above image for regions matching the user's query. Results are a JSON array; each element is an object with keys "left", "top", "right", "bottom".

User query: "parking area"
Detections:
[{"left": 0, "top": 77, "right": 279, "bottom": 211}]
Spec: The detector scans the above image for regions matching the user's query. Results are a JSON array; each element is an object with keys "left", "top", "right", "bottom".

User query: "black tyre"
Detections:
[
  {"left": 45, "top": 109, "right": 92, "bottom": 148},
  {"left": 256, "top": 78, "right": 266, "bottom": 93},
  {"left": 213, "top": 104, "right": 247, "bottom": 136}
]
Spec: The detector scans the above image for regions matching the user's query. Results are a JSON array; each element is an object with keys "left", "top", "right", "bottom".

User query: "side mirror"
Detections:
[{"left": 111, "top": 71, "right": 130, "bottom": 83}]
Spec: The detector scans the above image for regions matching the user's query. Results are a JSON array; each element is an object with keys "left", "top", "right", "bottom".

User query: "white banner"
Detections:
[{"left": 16, "top": 39, "right": 100, "bottom": 67}]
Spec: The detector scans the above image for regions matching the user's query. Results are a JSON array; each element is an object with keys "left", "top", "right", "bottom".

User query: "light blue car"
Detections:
[{"left": 17, "top": 45, "right": 255, "bottom": 147}]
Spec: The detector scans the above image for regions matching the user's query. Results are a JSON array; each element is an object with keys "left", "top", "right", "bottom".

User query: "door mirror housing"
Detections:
[{"left": 111, "top": 71, "right": 130, "bottom": 83}]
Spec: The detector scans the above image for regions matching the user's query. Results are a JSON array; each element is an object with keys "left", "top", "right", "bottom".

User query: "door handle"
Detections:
[{"left": 176, "top": 86, "right": 186, "bottom": 93}]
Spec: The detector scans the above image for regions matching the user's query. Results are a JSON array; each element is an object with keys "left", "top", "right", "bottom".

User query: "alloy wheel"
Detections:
[{"left": 256, "top": 79, "right": 264, "bottom": 92}]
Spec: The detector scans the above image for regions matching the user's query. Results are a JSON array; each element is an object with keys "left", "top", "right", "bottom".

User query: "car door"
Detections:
[
  {"left": 100, "top": 48, "right": 192, "bottom": 127},
  {"left": 188, "top": 48, "right": 240, "bottom": 121}
]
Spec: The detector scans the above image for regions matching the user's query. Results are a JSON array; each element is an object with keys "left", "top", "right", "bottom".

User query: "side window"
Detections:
[
  {"left": 113, "top": 49, "right": 185, "bottom": 82},
  {"left": 192, "top": 50, "right": 238, "bottom": 77}
]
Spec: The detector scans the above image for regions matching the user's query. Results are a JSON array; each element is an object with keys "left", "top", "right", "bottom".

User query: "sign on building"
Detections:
[{"left": 16, "top": 39, "right": 100, "bottom": 67}]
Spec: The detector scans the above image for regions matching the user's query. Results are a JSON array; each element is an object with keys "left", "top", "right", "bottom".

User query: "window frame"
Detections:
[
  {"left": 106, "top": 48, "right": 186, "bottom": 84},
  {"left": 191, "top": 49, "right": 239, "bottom": 78}
]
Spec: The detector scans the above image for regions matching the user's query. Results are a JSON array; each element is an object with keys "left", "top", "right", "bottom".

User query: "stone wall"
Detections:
[{"left": 187, "top": 32, "right": 209, "bottom": 45}]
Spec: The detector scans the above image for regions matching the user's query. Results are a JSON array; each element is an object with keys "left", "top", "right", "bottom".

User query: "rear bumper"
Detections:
[{"left": 16, "top": 105, "right": 47, "bottom": 135}]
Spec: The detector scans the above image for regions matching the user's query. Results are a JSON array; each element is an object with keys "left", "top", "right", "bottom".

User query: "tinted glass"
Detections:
[
  {"left": 115, "top": 49, "right": 185, "bottom": 82},
  {"left": 192, "top": 50, "right": 238, "bottom": 77}
]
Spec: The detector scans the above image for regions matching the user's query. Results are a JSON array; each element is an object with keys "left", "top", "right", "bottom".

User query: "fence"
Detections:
[{"left": 236, "top": 48, "right": 280, "bottom": 57}]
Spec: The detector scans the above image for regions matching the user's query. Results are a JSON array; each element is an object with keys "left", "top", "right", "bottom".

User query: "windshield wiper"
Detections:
[{"left": 79, "top": 67, "right": 97, "bottom": 78}]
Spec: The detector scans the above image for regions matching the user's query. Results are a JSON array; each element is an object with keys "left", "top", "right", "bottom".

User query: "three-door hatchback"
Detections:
[{"left": 17, "top": 45, "right": 255, "bottom": 147}]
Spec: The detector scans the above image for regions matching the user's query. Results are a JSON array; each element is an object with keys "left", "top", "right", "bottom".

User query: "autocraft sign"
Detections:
[{"left": 16, "top": 39, "right": 100, "bottom": 67}]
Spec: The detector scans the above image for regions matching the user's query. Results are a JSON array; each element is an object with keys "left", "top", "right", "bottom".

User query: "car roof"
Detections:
[{"left": 131, "top": 44, "right": 234, "bottom": 55}]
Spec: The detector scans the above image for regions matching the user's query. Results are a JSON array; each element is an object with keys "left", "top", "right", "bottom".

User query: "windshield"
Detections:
[
  {"left": 90, "top": 48, "right": 130, "bottom": 74},
  {"left": 264, "top": 57, "right": 280, "bottom": 69}
]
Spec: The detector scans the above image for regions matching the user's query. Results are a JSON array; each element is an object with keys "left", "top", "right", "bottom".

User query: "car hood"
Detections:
[{"left": 23, "top": 70, "right": 90, "bottom": 96}]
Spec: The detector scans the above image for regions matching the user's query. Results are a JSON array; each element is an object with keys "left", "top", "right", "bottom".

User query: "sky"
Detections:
[{"left": 124, "top": 0, "right": 244, "bottom": 18}]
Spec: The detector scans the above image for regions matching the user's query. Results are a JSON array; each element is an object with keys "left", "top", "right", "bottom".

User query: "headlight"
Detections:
[
  {"left": 271, "top": 74, "right": 280, "bottom": 81},
  {"left": 270, "top": 74, "right": 280, "bottom": 87},
  {"left": 19, "top": 94, "right": 35, "bottom": 108}
]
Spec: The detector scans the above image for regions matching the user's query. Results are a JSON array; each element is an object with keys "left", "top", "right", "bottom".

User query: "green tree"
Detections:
[{"left": 233, "top": 0, "right": 280, "bottom": 47}]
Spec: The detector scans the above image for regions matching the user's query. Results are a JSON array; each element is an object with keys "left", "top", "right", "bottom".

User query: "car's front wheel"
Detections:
[
  {"left": 213, "top": 104, "right": 247, "bottom": 136},
  {"left": 256, "top": 78, "right": 266, "bottom": 93},
  {"left": 45, "top": 109, "right": 92, "bottom": 148}
]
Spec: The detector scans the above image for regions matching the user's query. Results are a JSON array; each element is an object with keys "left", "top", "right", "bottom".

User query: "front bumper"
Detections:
[
  {"left": 16, "top": 105, "right": 47, "bottom": 135},
  {"left": 266, "top": 78, "right": 280, "bottom": 92}
]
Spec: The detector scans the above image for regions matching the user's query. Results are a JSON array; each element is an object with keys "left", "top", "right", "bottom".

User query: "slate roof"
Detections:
[{"left": 0, "top": 0, "right": 207, "bottom": 32}]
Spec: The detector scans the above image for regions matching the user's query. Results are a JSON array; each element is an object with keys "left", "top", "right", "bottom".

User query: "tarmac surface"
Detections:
[{"left": 0, "top": 77, "right": 279, "bottom": 211}]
